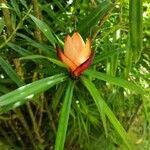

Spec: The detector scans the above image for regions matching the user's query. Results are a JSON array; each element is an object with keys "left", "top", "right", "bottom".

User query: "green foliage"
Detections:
[
  {"left": 54, "top": 80, "right": 74, "bottom": 150},
  {"left": 30, "top": 14, "right": 57, "bottom": 46},
  {"left": 77, "top": 1, "right": 113, "bottom": 37},
  {"left": 0, "top": 56, "right": 24, "bottom": 87},
  {"left": 81, "top": 76, "right": 133, "bottom": 150},
  {"left": 0, "top": 0, "right": 149, "bottom": 150},
  {"left": 0, "top": 73, "right": 67, "bottom": 113},
  {"left": 129, "top": 0, "right": 143, "bottom": 62}
]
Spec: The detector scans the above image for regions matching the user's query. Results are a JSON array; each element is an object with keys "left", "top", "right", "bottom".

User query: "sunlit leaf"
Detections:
[
  {"left": 84, "top": 69, "right": 146, "bottom": 95},
  {"left": 81, "top": 76, "right": 107, "bottom": 136},
  {"left": 29, "top": 14, "right": 57, "bottom": 46},
  {"left": 0, "top": 73, "right": 67, "bottom": 113},
  {"left": 81, "top": 76, "right": 133, "bottom": 150},
  {"left": 20, "top": 55, "right": 66, "bottom": 68},
  {"left": 54, "top": 80, "right": 74, "bottom": 150}
]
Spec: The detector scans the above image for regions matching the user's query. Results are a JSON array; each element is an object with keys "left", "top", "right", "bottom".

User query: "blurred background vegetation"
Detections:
[{"left": 0, "top": 0, "right": 150, "bottom": 149}]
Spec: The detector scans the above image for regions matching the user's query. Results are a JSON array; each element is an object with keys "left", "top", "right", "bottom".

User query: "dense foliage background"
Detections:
[{"left": 0, "top": 0, "right": 149, "bottom": 149}]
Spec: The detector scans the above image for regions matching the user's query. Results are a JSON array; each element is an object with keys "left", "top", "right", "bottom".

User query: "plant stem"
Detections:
[
  {"left": 0, "top": 0, "right": 13, "bottom": 36},
  {"left": 126, "top": 100, "right": 143, "bottom": 131},
  {"left": 9, "top": 120, "right": 25, "bottom": 148},
  {"left": 129, "top": 0, "right": 143, "bottom": 63},
  {"left": 0, "top": 7, "right": 32, "bottom": 49},
  {"left": 92, "top": 3, "right": 115, "bottom": 41},
  {"left": 27, "top": 102, "right": 43, "bottom": 143},
  {"left": 45, "top": 98, "right": 56, "bottom": 135},
  {"left": 37, "top": 94, "right": 44, "bottom": 128},
  {"left": 0, "top": 126, "right": 15, "bottom": 146},
  {"left": 14, "top": 108, "right": 36, "bottom": 149},
  {"left": 32, "top": 0, "right": 42, "bottom": 44},
  {"left": 31, "top": 0, "right": 45, "bottom": 133}
]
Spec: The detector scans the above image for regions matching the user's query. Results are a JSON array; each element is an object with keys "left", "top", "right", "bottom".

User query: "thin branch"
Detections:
[{"left": 0, "top": 7, "right": 32, "bottom": 49}]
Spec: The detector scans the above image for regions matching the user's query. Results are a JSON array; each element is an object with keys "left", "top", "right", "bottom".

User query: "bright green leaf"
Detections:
[
  {"left": 20, "top": 55, "right": 66, "bottom": 68},
  {"left": 29, "top": 15, "right": 57, "bottom": 46},
  {"left": 0, "top": 73, "right": 67, "bottom": 113},
  {"left": 84, "top": 69, "right": 146, "bottom": 95},
  {"left": 81, "top": 76, "right": 107, "bottom": 136},
  {"left": 54, "top": 80, "right": 74, "bottom": 150},
  {"left": 81, "top": 76, "right": 133, "bottom": 150}
]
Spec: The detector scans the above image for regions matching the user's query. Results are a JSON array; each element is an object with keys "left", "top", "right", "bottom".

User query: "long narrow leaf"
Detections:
[
  {"left": 81, "top": 76, "right": 107, "bottom": 136},
  {"left": 54, "top": 80, "right": 74, "bottom": 150},
  {"left": 20, "top": 55, "right": 66, "bottom": 68},
  {"left": 16, "top": 33, "right": 56, "bottom": 56},
  {"left": 93, "top": 48, "right": 122, "bottom": 65},
  {"left": 7, "top": 42, "right": 33, "bottom": 56},
  {"left": 0, "top": 56, "right": 24, "bottom": 87},
  {"left": 0, "top": 73, "right": 67, "bottom": 113},
  {"left": 81, "top": 76, "right": 133, "bottom": 150},
  {"left": 29, "top": 15, "right": 56, "bottom": 46},
  {"left": 84, "top": 69, "right": 146, "bottom": 95},
  {"left": 77, "top": 1, "right": 113, "bottom": 36}
]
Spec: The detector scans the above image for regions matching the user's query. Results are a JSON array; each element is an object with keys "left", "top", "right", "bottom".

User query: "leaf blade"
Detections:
[
  {"left": 77, "top": 1, "right": 113, "bottom": 36},
  {"left": 81, "top": 76, "right": 107, "bottom": 136},
  {"left": 81, "top": 76, "right": 133, "bottom": 150},
  {"left": 0, "top": 73, "right": 67, "bottom": 113},
  {"left": 84, "top": 69, "right": 146, "bottom": 95},
  {"left": 20, "top": 55, "right": 66, "bottom": 68},
  {"left": 54, "top": 80, "right": 74, "bottom": 150},
  {"left": 0, "top": 56, "right": 24, "bottom": 87},
  {"left": 29, "top": 14, "right": 57, "bottom": 46}
]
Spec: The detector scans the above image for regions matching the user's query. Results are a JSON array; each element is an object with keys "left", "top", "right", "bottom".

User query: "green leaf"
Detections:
[
  {"left": 84, "top": 69, "right": 146, "bottom": 95},
  {"left": 29, "top": 15, "right": 57, "bottom": 46},
  {"left": 77, "top": 1, "right": 113, "bottom": 37},
  {"left": 17, "top": 33, "right": 56, "bottom": 56},
  {"left": 81, "top": 76, "right": 133, "bottom": 150},
  {"left": 0, "top": 85, "right": 10, "bottom": 94},
  {"left": 7, "top": 42, "right": 33, "bottom": 56},
  {"left": 0, "top": 18, "right": 4, "bottom": 34},
  {"left": 129, "top": 0, "right": 143, "bottom": 62},
  {"left": 54, "top": 80, "right": 74, "bottom": 150},
  {"left": 20, "top": 55, "right": 66, "bottom": 68},
  {"left": 0, "top": 56, "right": 24, "bottom": 87},
  {"left": 52, "top": 84, "right": 66, "bottom": 112},
  {"left": 0, "top": 73, "right": 67, "bottom": 113},
  {"left": 81, "top": 76, "right": 107, "bottom": 136},
  {"left": 10, "top": 0, "right": 20, "bottom": 17},
  {"left": 0, "top": 2, "right": 12, "bottom": 9},
  {"left": 41, "top": 5, "right": 65, "bottom": 31},
  {"left": 19, "top": 0, "right": 28, "bottom": 9},
  {"left": 93, "top": 48, "right": 122, "bottom": 65}
]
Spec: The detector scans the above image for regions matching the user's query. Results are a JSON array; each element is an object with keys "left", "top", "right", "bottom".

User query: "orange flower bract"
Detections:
[{"left": 57, "top": 32, "right": 94, "bottom": 77}]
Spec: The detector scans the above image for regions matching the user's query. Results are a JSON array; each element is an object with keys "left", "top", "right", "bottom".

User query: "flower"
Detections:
[{"left": 57, "top": 32, "right": 94, "bottom": 77}]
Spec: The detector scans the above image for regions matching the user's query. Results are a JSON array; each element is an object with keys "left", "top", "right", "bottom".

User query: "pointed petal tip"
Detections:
[
  {"left": 72, "top": 32, "right": 84, "bottom": 44},
  {"left": 65, "top": 35, "right": 71, "bottom": 42},
  {"left": 56, "top": 47, "right": 77, "bottom": 72},
  {"left": 72, "top": 32, "right": 80, "bottom": 36},
  {"left": 74, "top": 37, "right": 92, "bottom": 65}
]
